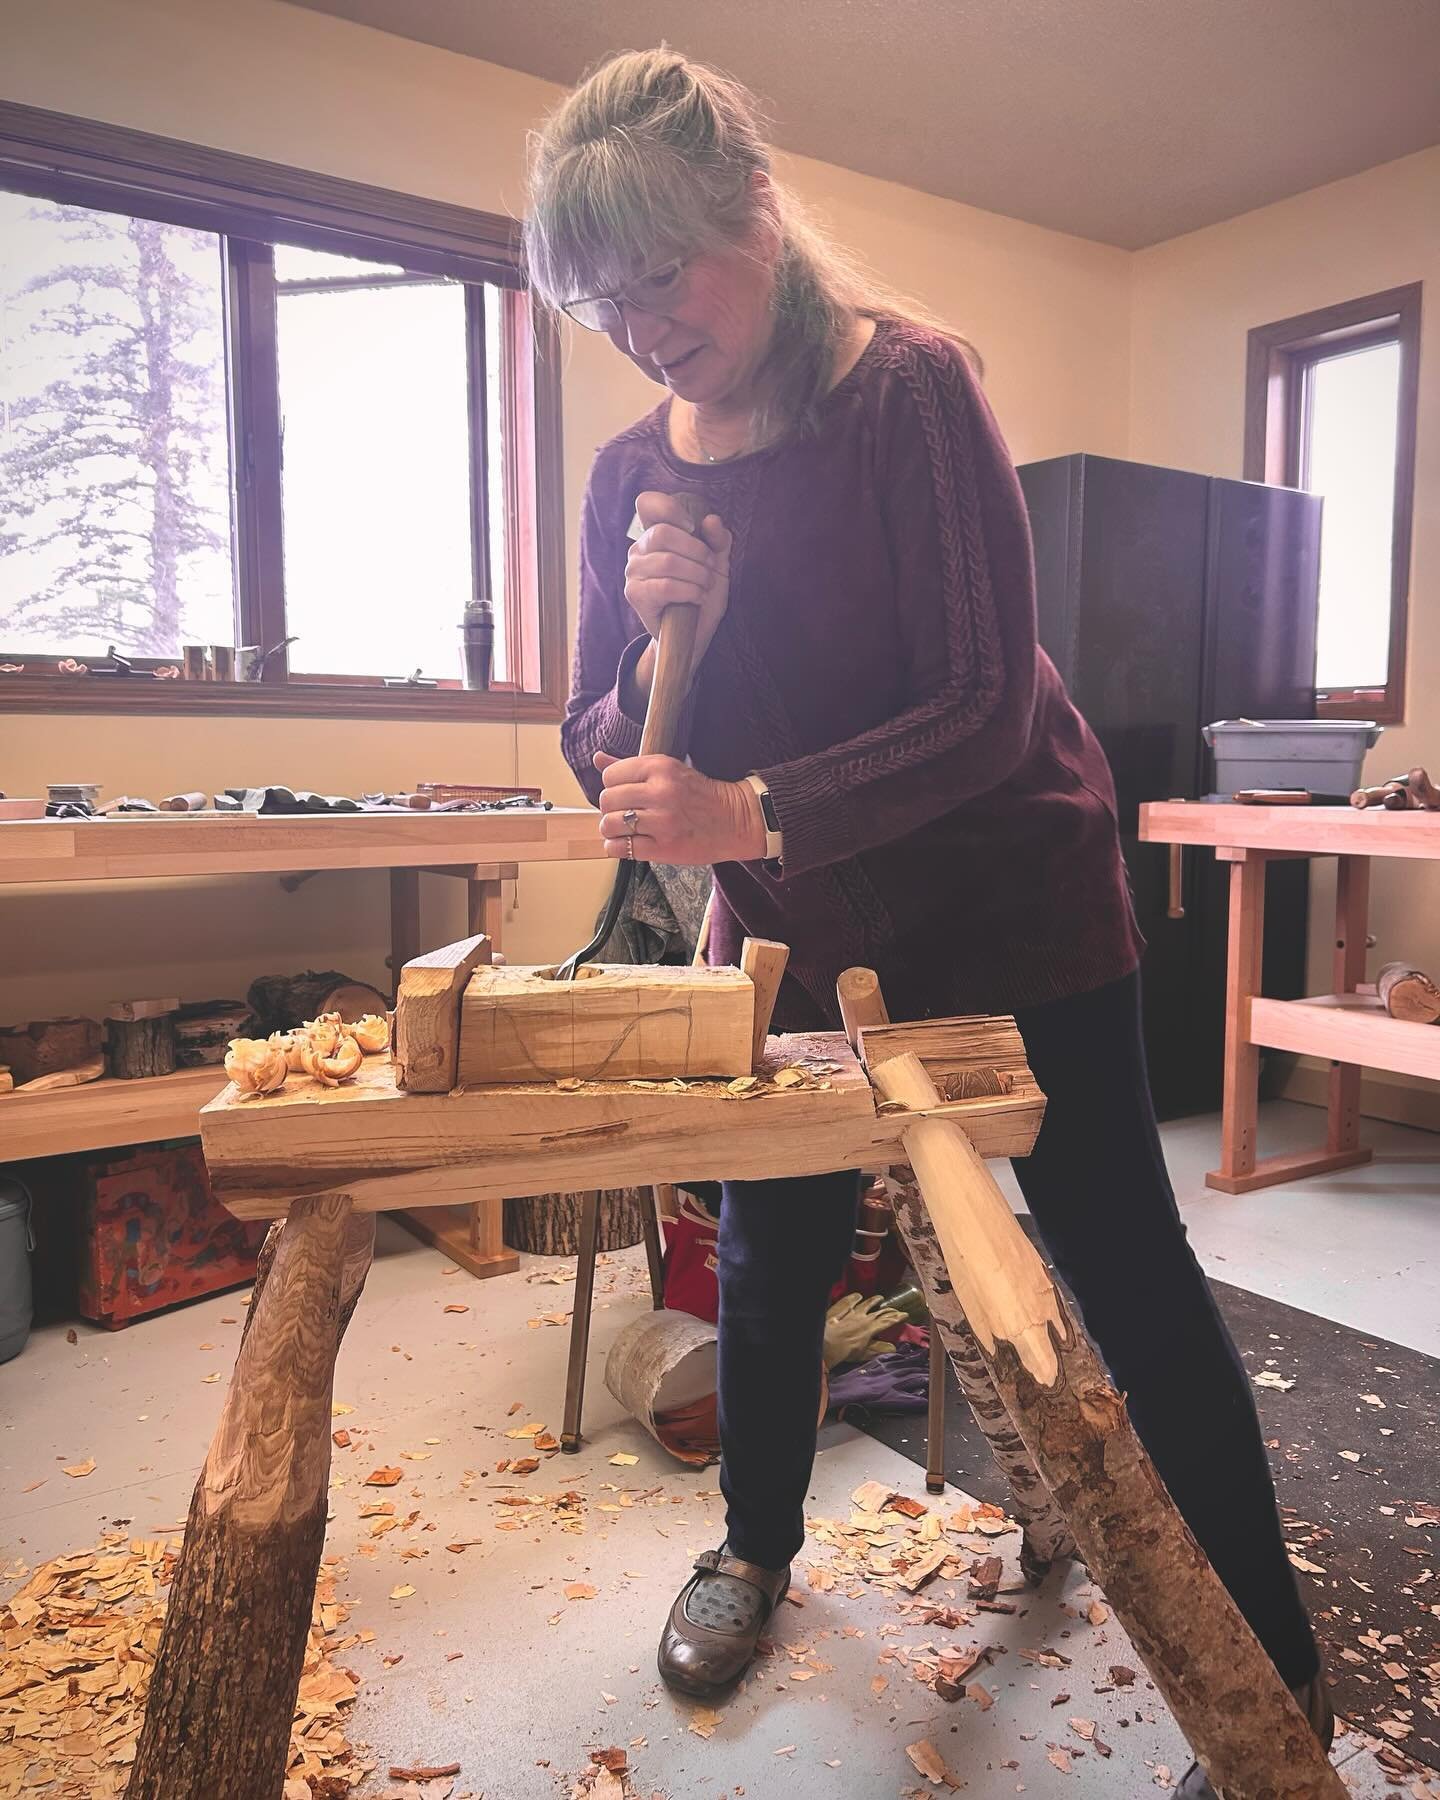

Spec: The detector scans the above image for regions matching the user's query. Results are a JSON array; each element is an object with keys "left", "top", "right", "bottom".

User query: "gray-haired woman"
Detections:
[{"left": 527, "top": 51, "right": 1330, "bottom": 1795}]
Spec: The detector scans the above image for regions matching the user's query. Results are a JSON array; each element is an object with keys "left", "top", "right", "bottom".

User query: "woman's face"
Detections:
[{"left": 602, "top": 239, "right": 775, "bottom": 408}]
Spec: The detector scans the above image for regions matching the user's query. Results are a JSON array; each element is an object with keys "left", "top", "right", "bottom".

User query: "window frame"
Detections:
[
  {"left": 1243, "top": 284, "right": 1422, "bottom": 726},
  {"left": 0, "top": 101, "right": 567, "bottom": 723}
]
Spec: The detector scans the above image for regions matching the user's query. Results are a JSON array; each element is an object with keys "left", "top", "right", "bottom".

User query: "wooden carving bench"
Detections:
[{"left": 123, "top": 937, "right": 1347, "bottom": 1800}]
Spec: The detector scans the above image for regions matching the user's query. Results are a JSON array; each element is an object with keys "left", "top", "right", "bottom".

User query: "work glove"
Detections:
[{"left": 823, "top": 1291, "right": 907, "bottom": 1369}]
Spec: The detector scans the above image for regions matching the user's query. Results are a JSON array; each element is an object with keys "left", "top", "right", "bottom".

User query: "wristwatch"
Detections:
[{"left": 743, "top": 774, "right": 784, "bottom": 868}]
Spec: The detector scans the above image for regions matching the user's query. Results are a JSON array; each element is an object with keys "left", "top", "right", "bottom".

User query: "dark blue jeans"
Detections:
[{"left": 714, "top": 970, "right": 1319, "bottom": 1688}]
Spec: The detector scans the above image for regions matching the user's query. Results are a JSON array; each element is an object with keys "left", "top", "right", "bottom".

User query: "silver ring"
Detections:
[{"left": 622, "top": 808, "right": 639, "bottom": 827}]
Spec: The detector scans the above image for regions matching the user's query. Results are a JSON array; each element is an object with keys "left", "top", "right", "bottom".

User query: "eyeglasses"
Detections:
[{"left": 561, "top": 259, "right": 689, "bottom": 332}]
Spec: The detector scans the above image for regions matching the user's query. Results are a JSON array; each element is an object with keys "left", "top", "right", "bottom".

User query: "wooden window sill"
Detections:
[{"left": 0, "top": 673, "right": 564, "bottom": 723}]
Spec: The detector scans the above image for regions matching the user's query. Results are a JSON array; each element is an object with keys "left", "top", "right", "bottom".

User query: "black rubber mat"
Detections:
[{"left": 855, "top": 1276, "right": 1440, "bottom": 1770}]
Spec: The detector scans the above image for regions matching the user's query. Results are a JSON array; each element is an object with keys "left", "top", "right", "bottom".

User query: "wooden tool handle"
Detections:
[
  {"left": 633, "top": 489, "right": 711, "bottom": 761},
  {"left": 639, "top": 603, "right": 701, "bottom": 759},
  {"left": 837, "top": 966, "right": 890, "bottom": 1050}
]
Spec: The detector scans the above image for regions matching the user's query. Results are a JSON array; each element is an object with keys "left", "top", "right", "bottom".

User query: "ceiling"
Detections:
[{"left": 287, "top": 0, "right": 1440, "bottom": 248}]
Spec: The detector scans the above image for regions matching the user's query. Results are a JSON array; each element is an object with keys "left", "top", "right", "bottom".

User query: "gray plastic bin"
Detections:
[
  {"left": 0, "top": 1174, "right": 34, "bottom": 1363},
  {"left": 1203, "top": 719, "right": 1383, "bottom": 799}
]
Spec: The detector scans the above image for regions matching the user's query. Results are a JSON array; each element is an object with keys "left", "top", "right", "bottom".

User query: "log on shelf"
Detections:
[
  {"left": 457, "top": 962, "right": 754, "bottom": 1084},
  {"left": 105, "top": 1002, "right": 179, "bottom": 1080},
  {"left": 1376, "top": 960, "right": 1440, "bottom": 1024},
  {"left": 245, "top": 969, "right": 390, "bottom": 1038},
  {"left": 503, "top": 1186, "right": 648, "bottom": 1256},
  {"left": 0, "top": 1017, "right": 102, "bottom": 1086},
  {"left": 127, "top": 1194, "right": 374, "bottom": 1800},
  {"left": 869, "top": 1049, "right": 1345, "bottom": 1800}
]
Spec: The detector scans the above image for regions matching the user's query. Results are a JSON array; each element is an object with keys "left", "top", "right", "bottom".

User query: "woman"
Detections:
[{"left": 527, "top": 50, "right": 1330, "bottom": 1794}]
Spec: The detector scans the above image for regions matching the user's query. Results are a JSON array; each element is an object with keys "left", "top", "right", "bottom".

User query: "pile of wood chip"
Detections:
[{"left": 0, "top": 1535, "right": 371, "bottom": 1797}]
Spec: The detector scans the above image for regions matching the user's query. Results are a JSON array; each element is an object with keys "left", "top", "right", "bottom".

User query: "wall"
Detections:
[
  {"left": 0, "top": 0, "right": 1132, "bottom": 1020},
  {"left": 1130, "top": 147, "right": 1440, "bottom": 1110}
]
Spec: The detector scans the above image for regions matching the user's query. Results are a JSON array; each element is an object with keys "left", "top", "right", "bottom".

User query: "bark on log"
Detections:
[
  {"left": 871, "top": 1051, "right": 1346, "bottom": 1800},
  {"left": 0, "top": 1017, "right": 101, "bottom": 1085},
  {"left": 105, "top": 1015, "right": 177, "bottom": 1079},
  {"left": 504, "top": 1187, "right": 647, "bottom": 1256},
  {"left": 885, "top": 1161, "right": 1076, "bottom": 1581},
  {"left": 836, "top": 967, "right": 1070, "bottom": 1574},
  {"left": 127, "top": 1194, "right": 374, "bottom": 1800},
  {"left": 245, "top": 970, "right": 390, "bottom": 1039},
  {"left": 1376, "top": 961, "right": 1440, "bottom": 1023}
]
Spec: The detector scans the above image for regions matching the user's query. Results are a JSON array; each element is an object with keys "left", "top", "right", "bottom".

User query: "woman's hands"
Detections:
[
  {"left": 623, "top": 491, "right": 732, "bottom": 703},
  {"left": 594, "top": 751, "right": 766, "bottom": 866}
]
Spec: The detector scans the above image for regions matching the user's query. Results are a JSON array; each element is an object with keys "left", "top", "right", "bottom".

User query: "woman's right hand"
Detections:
[{"left": 625, "top": 490, "right": 732, "bottom": 670}]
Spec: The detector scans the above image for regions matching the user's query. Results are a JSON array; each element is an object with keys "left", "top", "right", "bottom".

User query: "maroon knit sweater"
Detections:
[{"left": 562, "top": 318, "right": 1142, "bottom": 1031}]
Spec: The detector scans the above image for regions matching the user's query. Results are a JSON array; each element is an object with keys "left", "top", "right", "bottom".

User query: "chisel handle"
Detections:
[{"left": 635, "top": 489, "right": 710, "bottom": 761}]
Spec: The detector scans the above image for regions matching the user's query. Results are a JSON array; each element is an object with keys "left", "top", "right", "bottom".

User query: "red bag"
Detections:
[{"left": 661, "top": 1181, "right": 909, "bottom": 1323}]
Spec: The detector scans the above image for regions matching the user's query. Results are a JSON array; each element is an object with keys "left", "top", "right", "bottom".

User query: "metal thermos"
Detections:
[{"left": 461, "top": 598, "right": 495, "bottom": 691}]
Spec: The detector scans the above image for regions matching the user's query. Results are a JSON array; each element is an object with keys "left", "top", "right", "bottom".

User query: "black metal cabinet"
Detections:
[{"left": 1018, "top": 454, "right": 1321, "bottom": 1118}]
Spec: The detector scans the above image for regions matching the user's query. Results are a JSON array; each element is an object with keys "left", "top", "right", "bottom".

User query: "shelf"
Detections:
[
  {"left": 2, "top": 1064, "right": 227, "bottom": 1161},
  {"left": 1248, "top": 992, "right": 1440, "bottom": 1083}
]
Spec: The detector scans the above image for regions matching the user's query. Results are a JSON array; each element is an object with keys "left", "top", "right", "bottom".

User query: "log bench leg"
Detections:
[
  {"left": 127, "top": 1195, "right": 374, "bottom": 1800},
  {"left": 873, "top": 1052, "right": 1346, "bottom": 1800},
  {"left": 888, "top": 1163, "right": 1076, "bottom": 1577}
]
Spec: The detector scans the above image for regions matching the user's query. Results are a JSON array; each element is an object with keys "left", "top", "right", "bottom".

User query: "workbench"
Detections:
[
  {"left": 1139, "top": 800, "right": 1440, "bottom": 1192},
  {"left": 0, "top": 807, "right": 605, "bottom": 1272}
]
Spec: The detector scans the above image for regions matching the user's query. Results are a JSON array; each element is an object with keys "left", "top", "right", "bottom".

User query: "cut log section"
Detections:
[
  {"left": 127, "top": 1194, "right": 374, "bottom": 1800},
  {"left": 1376, "top": 960, "right": 1440, "bottom": 1023},
  {"left": 503, "top": 1186, "right": 648, "bottom": 1255},
  {"left": 456, "top": 962, "right": 754, "bottom": 1084},
  {"left": 869, "top": 1050, "right": 1346, "bottom": 1800},
  {"left": 0, "top": 1017, "right": 102, "bottom": 1086},
  {"left": 393, "top": 933, "right": 492, "bottom": 1091},
  {"left": 105, "top": 1002, "right": 179, "bottom": 1079}
]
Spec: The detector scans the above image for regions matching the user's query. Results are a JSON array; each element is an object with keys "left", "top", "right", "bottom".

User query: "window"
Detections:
[
  {"left": 0, "top": 103, "right": 565, "bottom": 720},
  {"left": 1245, "top": 286, "right": 1421, "bottom": 724}
]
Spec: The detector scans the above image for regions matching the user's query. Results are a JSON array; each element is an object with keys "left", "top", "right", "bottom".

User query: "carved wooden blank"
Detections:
[{"left": 456, "top": 962, "right": 754, "bottom": 1084}]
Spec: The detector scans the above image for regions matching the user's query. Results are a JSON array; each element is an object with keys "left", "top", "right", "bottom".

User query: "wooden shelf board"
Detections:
[
  {"left": 3, "top": 1064, "right": 227, "bottom": 1160},
  {"left": 1248, "top": 992, "right": 1440, "bottom": 1083}
]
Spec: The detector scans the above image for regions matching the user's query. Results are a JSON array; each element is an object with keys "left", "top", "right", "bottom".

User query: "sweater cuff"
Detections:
[{"left": 756, "top": 758, "right": 856, "bottom": 877}]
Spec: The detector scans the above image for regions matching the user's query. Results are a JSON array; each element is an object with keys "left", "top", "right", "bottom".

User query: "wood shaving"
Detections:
[{"left": 0, "top": 1537, "right": 367, "bottom": 1797}]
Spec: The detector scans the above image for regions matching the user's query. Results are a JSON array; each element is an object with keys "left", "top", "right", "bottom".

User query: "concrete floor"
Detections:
[{"left": 3, "top": 1099, "right": 1438, "bottom": 1798}]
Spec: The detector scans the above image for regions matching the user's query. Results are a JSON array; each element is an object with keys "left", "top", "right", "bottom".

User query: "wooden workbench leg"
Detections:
[
  {"left": 874, "top": 1052, "right": 1347, "bottom": 1800},
  {"left": 466, "top": 872, "right": 506, "bottom": 944},
  {"left": 1328, "top": 855, "right": 1370, "bottom": 1156},
  {"left": 1208, "top": 851, "right": 1266, "bottom": 1192},
  {"left": 641, "top": 1186, "right": 667, "bottom": 1308},
  {"left": 128, "top": 1195, "right": 374, "bottom": 1800},
  {"left": 389, "top": 867, "right": 421, "bottom": 992}
]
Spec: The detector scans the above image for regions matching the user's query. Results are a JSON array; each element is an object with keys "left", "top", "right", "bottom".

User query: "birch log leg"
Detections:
[
  {"left": 872, "top": 1052, "right": 1345, "bottom": 1800},
  {"left": 127, "top": 1194, "right": 374, "bottom": 1800},
  {"left": 835, "top": 967, "right": 1072, "bottom": 1579},
  {"left": 886, "top": 1161, "right": 1076, "bottom": 1580}
]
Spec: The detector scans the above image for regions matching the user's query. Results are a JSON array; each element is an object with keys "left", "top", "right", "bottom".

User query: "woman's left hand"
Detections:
[{"left": 594, "top": 751, "right": 766, "bottom": 865}]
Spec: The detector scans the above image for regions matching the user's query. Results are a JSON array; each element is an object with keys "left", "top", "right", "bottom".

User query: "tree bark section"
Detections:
[
  {"left": 885, "top": 1159, "right": 1076, "bottom": 1579},
  {"left": 871, "top": 1052, "right": 1346, "bottom": 1800},
  {"left": 105, "top": 1015, "right": 177, "bottom": 1079},
  {"left": 504, "top": 1187, "right": 647, "bottom": 1256},
  {"left": 127, "top": 1194, "right": 374, "bottom": 1800}
]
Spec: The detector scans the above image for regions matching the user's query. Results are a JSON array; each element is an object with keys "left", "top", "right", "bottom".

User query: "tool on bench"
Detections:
[
  {"left": 555, "top": 490, "right": 709, "bottom": 981},
  {"left": 1351, "top": 765, "right": 1440, "bottom": 810}
]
